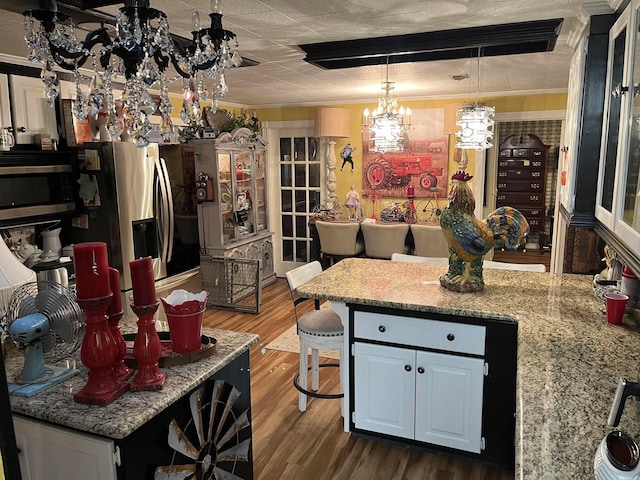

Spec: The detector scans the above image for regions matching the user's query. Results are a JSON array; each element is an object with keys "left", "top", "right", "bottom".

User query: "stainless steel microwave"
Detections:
[{"left": 0, "top": 150, "right": 79, "bottom": 227}]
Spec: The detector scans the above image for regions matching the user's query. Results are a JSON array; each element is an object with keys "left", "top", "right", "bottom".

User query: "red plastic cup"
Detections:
[
  {"left": 165, "top": 309, "right": 204, "bottom": 354},
  {"left": 606, "top": 293, "right": 629, "bottom": 325}
]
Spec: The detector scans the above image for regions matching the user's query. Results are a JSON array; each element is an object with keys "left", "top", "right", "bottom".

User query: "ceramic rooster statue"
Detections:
[{"left": 439, "top": 170, "right": 530, "bottom": 292}]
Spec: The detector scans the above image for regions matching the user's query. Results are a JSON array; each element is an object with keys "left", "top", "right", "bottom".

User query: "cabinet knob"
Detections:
[
  {"left": 612, "top": 84, "right": 629, "bottom": 98},
  {"left": 378, "top": 325, "right": 386, "bottom": 333},
  {"left": 417, "top": 367, "right": 425, "bottom": 374},
  {"left": 404, "top": 364, "right": 412, "bottom": 372},
  {"left": 447, "top": 333, "right": 455, "bottom": 341}
]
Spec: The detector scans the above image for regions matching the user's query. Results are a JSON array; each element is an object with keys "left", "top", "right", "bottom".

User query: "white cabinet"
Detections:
[
  {"left": 193, "top": 128, "right": 275, "bottom": 286},
  {"left": 352, "top": 311, "right": 486, "bottom": 454},
  {"left": 0, "top": 73, "right": 11, "bottom": 131},
  {"left": 415, "top": 351, "right": 484, "bottom": 452},
  {"left": 9, "top": 75, "right": 58, "bottom": 144},
  {"left": 354, "top": 343, "right": 415, "bottom": 439},
  {"left": 597, "top": 0, "right": 640, "bottom": 254},
  {"left": 13, "top": 415, "right": 118, "bottom": 480}
]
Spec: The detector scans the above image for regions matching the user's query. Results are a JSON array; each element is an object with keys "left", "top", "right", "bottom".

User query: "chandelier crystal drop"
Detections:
[
  {"left": 362, "top": 59, "right": 411, "bottom": 153},
  {"left": 23, "top": 0, "right": 241, "bottom": 146}
]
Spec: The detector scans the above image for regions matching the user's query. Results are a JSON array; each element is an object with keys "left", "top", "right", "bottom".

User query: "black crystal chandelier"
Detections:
[{"left": 23, "top": 0, "right": 241, "bottom": 146}]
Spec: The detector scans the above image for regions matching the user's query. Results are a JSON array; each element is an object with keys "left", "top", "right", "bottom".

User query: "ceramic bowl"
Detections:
[{"left": 161, "top": 289, "right": 208, "bottom": 315}]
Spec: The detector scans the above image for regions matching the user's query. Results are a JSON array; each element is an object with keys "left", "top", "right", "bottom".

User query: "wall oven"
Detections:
[{"left": 0, "top": 150, "right": 79, "bottom": 227}]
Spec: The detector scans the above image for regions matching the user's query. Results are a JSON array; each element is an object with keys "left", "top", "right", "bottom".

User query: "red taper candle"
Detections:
[
  {"left": 130, "top": 257, "right": 156, "bottom": 306},
  {"left": 106, "top": 267, "right": 122, "bottom": 315},
  {"left": 73, "top": 242, "right": 110, "bottom": 299}
]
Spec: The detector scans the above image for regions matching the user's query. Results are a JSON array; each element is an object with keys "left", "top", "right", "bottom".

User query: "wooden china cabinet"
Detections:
[
  {"left": 497, "top": 134, "right": 550, "bottom": 248},
  {"left": 191, "top": 128, "right": 275, "bottom": 287}
]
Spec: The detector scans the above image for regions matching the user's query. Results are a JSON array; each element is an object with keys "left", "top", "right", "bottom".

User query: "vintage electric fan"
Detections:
[{"left": 5, "top": 281, "right": 85, "bottom": 397}]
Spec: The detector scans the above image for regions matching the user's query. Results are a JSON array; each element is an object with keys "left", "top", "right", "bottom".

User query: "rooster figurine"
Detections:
[{"left": 439, "top": 170, "right": 530, "bottom": 292}]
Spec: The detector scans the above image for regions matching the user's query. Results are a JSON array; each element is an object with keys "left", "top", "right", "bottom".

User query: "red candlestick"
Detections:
[
  {"left": 106, "top": 267, "right": 123, "bottom": 316},
  {"left": 74, "top": 295, "right": 129, "bottom": 405},
  {"left": 130, "top": 302, "right": 166, "bottom": 391},
  {"left": 74, "top": 242, "right": 110, "bottom": 300},
  {"left": 130, "top": 257, "right": 156, "bottom": 306},
  {"left": 106, "top": 268, "right": 133, "bottom": 382}
]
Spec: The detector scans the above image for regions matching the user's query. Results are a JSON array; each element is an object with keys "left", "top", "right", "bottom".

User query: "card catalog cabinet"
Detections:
[{"left": 497, "top": 134, "right": 549, "bottom": 244}]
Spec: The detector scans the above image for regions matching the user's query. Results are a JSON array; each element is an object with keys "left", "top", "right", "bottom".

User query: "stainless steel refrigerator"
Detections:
[{"left": 68, "top": 142, "right": 201, "bottom": 322}]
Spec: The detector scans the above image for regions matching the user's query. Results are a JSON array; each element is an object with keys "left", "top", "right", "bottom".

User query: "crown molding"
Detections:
[{"left": 567, "top": 2, "right": 614, "bottom": 49}]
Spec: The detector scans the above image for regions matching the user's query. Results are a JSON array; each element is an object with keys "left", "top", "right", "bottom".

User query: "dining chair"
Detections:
[
  {"left": 483, "top": 260, "right": 546, "bottom": 272},
  {"left": 315, "top": 220, "right": 364, "bottom": 269},
  {"left": 409, "top": 224, "right": 450, "bottom": 258},
  {"left": 360, "top": 222, "right": 410, "bottom": 259},
  {"left": 285, "top": 261, "right": 344, "bottom": 415}
]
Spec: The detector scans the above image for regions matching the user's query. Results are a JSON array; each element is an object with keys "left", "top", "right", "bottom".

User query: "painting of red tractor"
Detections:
[
  {"left": 363, "top": 136, "right": 448, "bottom": 190},
  {"left": 361, "top": 133, "right": 449, "bottom": 223}
]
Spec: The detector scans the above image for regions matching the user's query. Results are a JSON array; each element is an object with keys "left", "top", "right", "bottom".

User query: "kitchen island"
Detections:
[
  {"left": 296, "top": 257, "right": 640, "bottom": 479},
  {"left": 6, "top": 323, "right": 259, "bottom": 479}
]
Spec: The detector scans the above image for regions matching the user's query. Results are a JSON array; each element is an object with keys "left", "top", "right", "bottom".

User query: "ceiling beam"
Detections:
[{"left": 300, "top": 19, "right": 563, "bottom": 69}]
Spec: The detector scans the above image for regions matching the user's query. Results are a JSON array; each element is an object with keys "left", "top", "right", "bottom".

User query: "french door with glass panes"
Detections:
[{"left": 273, "top": 128, "right": 322, "bottom": 275}]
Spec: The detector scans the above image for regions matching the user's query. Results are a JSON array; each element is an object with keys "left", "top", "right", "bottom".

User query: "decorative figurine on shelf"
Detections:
[
  {"left": 344, "top": 185, "right": 360, "bottom": 208},
  {"left": 344, "top": 185, "right": 365, "bottom": 221},
  {"left": 439, "top": 171, "right": 530, "bottom": 293},
  {"left": 340, "top": 143, "right": 356, "bottom": 172}
]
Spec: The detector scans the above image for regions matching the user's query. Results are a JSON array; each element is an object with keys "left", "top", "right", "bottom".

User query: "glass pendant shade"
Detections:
[{"left": 455, "top": 104, "right": 495, "bottom": 150}]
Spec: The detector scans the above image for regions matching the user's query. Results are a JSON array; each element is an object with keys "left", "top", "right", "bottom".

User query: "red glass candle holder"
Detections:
[
  {"left": 74, "top": 294, "right": 129, "bottom": 406},
  {"left": 130, "top": 302, "right": 166, "bottom": 391}
]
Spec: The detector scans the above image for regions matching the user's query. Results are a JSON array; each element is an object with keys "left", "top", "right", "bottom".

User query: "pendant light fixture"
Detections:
[
  {"left": 456, "top": 47, "right": 495, "bottom": 150},
  {"left": 362, "top": 58, "right": 411, "bottom": 153},
  {"left": 23, "top": 0, "right": 242, "bottom": 147}
]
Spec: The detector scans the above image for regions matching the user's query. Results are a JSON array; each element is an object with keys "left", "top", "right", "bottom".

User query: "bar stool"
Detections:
[
  {"left": 483, "top": 260, "right": 546, "bottom": 272},
  {"left": 390, "top": 253, "right": 449, "bottom": 264},
  {"left": 285, "top": 261, "right": 344, "bottom": 415}
]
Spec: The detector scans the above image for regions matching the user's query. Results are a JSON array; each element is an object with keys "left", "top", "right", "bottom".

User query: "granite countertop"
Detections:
[
  {"left": 6, "top": 322, "right": 259, "bottom": 440},
  {"left": 296, "top": 257, "right": 640, "bottom": 479}
]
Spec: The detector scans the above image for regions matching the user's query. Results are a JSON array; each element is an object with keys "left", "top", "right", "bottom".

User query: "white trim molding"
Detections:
[{"left": 495, "top": 110, "right": 566, "bottom": 122}]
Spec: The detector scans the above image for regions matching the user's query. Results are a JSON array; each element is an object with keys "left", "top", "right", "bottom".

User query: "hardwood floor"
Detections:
[{"left": 202, "top": 278, "right": 514, "bottom": 480}]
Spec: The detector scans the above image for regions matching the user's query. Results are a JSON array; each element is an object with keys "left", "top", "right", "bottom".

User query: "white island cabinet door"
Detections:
[
  {"left": 13, "top": 415, "right": 118, "bottom": 480},
  {"left": 414, "top": 351, "right": 485, "bottom": 453},
  {"left": 354, "top": 342, "right": 415, "bottom": 439}
]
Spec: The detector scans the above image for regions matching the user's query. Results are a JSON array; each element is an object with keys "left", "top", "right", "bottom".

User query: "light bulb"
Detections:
[{"left": 211, "top": 0, "right": 222, "bottom": 14}]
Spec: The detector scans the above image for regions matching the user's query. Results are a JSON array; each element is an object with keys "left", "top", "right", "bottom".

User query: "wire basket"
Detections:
[{"left": 200, "top": 255, "right": 262, "bottom": 313}]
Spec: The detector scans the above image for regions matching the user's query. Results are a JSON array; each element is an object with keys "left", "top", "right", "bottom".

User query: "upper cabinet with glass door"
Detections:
[
  {"left": 615, "top": 0, "right": 640, "bottom": 252},
  {"left": 596, "top": 7, "right": 631, "bottom": 230},
  {"left": 597, "top": 0, "right": 640, "bottom": 255}
]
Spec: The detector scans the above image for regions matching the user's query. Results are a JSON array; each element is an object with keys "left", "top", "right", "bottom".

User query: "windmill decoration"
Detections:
[{"left": 154, "top": 380, "right": 252, "bottom": 480}]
